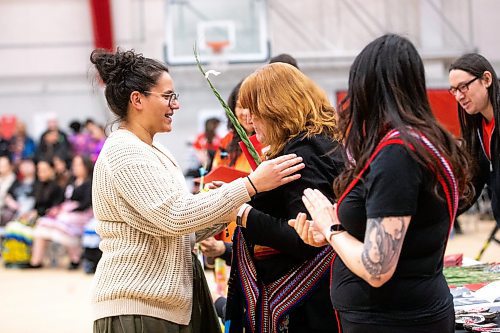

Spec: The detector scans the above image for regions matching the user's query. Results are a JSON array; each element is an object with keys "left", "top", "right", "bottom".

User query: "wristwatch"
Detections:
[
  {"left": 326, "top": 224, "right": 346, "bottom": 242},
  {"left": 330, "top": 224, "right": 345, "bottom": 233},
  {"left": 236, "top": 204, "right": 250, "bottom": 227}
]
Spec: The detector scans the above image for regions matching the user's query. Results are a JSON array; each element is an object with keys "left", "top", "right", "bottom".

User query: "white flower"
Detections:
[{"left": 204, "top": 70, "right": 221, "bottom": 79}]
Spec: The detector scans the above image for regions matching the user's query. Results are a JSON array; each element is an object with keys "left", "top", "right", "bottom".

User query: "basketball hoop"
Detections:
[
  {"left": 205, "top": 40, "right": 230, "bottom": 71},
  {"left": 206, "top": 40, "right": 230, "bottom": 55}
]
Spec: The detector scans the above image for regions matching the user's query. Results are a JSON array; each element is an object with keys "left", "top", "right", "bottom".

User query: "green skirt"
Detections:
[{"left": 94, "top": 254, "right": 221, "bottom": 333}]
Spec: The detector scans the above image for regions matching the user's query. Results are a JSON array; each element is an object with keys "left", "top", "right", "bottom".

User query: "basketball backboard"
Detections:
[{"left": 164, "top": 0, "right": 270, "bottom": 66}]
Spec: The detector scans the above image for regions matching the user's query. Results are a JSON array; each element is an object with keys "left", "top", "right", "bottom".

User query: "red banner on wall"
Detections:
[
  {"left": 89, "top": 0, "right": 114, "bottom": 51},
  {"left": 335, "top": 90, "right": 460, "bottom": 137}
]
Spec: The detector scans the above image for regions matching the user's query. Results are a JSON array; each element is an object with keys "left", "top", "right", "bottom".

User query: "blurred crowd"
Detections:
[{"left": 0, "top": 115, "right": 105, "bottom": 273}]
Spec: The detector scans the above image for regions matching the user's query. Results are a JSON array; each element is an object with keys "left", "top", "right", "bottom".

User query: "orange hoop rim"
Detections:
[{"left": 206, "top": 40, "right": 230, "bottom": 54}]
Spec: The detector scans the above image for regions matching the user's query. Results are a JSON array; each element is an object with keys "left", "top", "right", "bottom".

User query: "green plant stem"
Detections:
[{"left": 194, "top": 46, "right": 261, "bottom": 166}]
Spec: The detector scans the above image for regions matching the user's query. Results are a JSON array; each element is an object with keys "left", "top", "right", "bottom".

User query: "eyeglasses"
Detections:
[
  {"left": 144, "top": 91, "right": 180, "bottom": 108},
  {"left": 448, "top": 77, "right": 479, "bottom": 96}
]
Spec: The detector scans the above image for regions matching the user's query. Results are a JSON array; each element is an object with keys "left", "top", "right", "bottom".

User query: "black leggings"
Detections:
[{"left": 336, "top": 307, "right": 455, "bottom": 333}]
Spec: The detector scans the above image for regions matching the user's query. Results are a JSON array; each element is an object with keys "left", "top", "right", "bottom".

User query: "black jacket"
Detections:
[
  {"left": 227, "top": 133, "right": 344, "bottom": 332},
  {"left": 469, "top": 127, "right": 499, "bottom": 225}
]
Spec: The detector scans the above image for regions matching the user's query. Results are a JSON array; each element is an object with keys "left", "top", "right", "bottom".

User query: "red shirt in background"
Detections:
[
  {"left": 482, "top": 117, "right": 495, "bottom": 160},
  {"left": 192, "top": 132, "right": 221, "bottom": 152}
]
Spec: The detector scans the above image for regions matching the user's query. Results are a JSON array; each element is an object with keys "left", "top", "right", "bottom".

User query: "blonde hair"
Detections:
[{"left": 239, "top": 63, "right": 339, "bottom": 158}]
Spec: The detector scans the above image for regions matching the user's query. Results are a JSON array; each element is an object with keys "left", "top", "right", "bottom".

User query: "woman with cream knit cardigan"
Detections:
[{"left": 89, "top": 49, "right": 304, "bottom": 333}]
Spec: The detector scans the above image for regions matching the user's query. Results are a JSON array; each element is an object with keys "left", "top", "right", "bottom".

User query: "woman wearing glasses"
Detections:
[
  {"left": 89, "top": 49, "right": 304, "bottom": 333},
  {"left": 449, "top": 53, "right": 499, "bottom": 229}
]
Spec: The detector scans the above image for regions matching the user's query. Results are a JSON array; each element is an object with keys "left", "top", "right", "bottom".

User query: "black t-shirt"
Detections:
[{"left": 333, "top": 144, "right": 453, "bottom": 325}]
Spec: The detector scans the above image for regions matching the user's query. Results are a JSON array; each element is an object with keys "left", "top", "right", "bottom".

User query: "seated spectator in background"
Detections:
[
  {"left": 31, "top": 160, "right": 65, "bottom": 220},
  {"left": 30, "top": 155, "right": 93, "bottom": 269},
  {"left": 9, "top": 121, "right": 36, "bottom": 166},
  {"left": 68, "top": 120, "right": 92, "bottom": 157},
  {"left": 5, "top": 158, "right": 64, "bottom": 247},
  {"left": 84, "top": 118, "right": 97, "bottom": 131},
  {"left": 0, "top": 115, "right": 16, "bottom": 157},
  {"left": 36, "top": 116, "right": 71, "bottom": 163},
  {"left": 40, "top": 115, "right": 69, "bottom": 145},
  {"left": 2, "top": 159, "right": 64, "bottom": 268},
  {"left": 86, "top": 121, "right": 106, "bottom": 162},
  {"left": 269, "top": 53, "right": 300, "bottom": 70},
  {"left": 0, "top": 155, "right": 16, "bottom": 227},
  {"left": 53, "top": 155, "right": 72, "bottom": 189},
  {"left": 1, "top": 159, "right": 36, "bottom": 225},
  {"left": 0, "top": 137, "right": 11, "bottom": 158},
  {"left": 35, "top": 128, "right": 72, "bottom": 164},
  {"left": 68, "top": 119, "right": 106, "bottom": 162}
]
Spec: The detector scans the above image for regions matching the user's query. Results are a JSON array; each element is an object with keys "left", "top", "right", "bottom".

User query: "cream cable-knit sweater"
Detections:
[{"left": 90, "top": 129, "right": 250, "bottom": 325}]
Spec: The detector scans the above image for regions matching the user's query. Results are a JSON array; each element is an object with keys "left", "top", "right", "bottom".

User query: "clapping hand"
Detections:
[
  {"left": 302, "top": 188, "right": 339, "bottom": 236},
  {"left": 288, "top": 212, "right": 328, "bottom": 247},
  {"left": 289, "top": 188, "right": 342, "bottom": 246}
]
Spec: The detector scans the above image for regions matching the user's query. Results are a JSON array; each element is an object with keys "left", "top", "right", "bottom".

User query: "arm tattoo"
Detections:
[{"left": 361, "top": 217, "right": 406, "bottom": 280}]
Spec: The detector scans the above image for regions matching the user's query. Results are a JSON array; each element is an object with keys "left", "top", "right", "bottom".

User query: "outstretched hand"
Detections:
[
  {"left": 288, "top": 212, "right": 328, "bottom": 247},
  {"left": 249, "top": 154, "right": 305, "bottom": 193},
  {"left": 204, "top": 181, "right": 225, "bottom": 190}
]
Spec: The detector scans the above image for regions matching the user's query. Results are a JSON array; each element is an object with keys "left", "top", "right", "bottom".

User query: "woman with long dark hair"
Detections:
[
  {"left": 289, "top": 34, "right": 473, "bottom": 333},
  {"left": 449, "top": 53, "right": 499, "bottom": 228}
]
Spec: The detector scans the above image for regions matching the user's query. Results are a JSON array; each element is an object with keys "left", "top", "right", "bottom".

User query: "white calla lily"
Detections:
[{"left": 204, "top": 70, "right": 221, "bottom": 79}]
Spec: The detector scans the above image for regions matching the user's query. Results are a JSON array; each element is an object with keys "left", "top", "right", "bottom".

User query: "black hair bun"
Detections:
[{"left": 90, "top": 49, "right": 143, "bottom": 85}]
